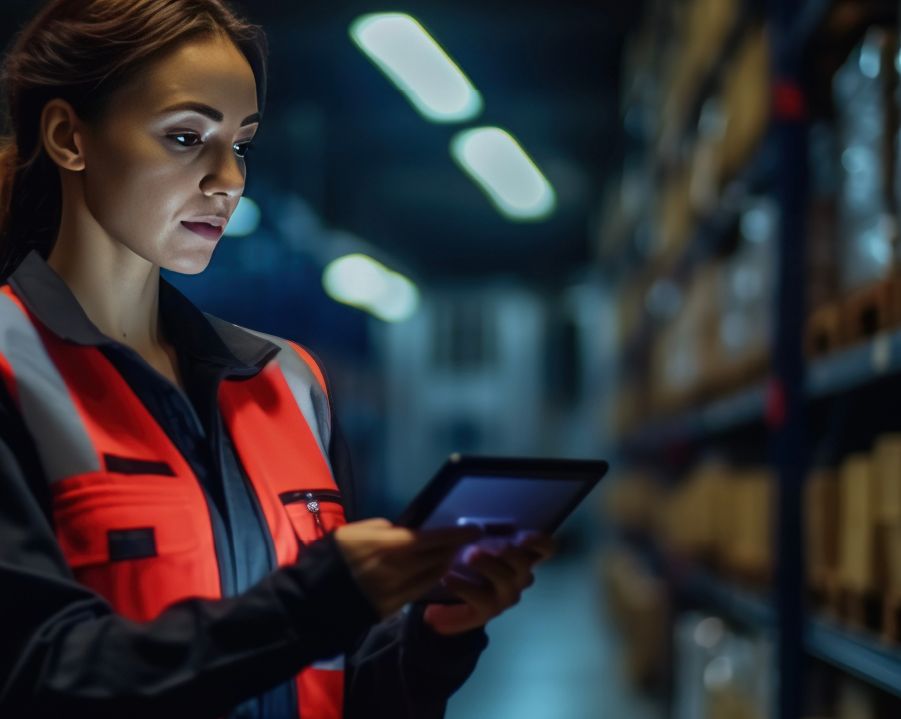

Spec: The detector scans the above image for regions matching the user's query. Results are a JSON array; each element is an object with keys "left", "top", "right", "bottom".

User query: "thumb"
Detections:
[{"left": 423, "top": 603, "right": 481, "bottom": 635}]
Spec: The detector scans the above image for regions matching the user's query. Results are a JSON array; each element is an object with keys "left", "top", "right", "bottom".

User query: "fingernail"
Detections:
[{"left": 514, "top": 530, "right": 541, "bottom": 544}]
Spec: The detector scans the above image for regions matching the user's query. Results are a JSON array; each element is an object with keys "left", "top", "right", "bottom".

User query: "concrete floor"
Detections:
[{"left": 446, "top": 553, "right": 664, "bottom": 719}]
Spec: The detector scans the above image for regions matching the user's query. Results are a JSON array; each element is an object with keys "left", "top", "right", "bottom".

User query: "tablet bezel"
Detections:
[{"left": 395, "top": 453, "right": 610, "bottom": 533}]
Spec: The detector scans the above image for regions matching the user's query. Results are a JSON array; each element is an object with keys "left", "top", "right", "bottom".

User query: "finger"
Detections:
[
  {"left": 464, "top": 549, "right": 518, "bottom": 588},
  {"left": 442, "top": 572, "right": 504, "bottom": 611},
  {"left": 396, "top": 561, "right": 462, "bottom": 603},
  {"left": 353, "top": 525, "right": 476, "bottom": 554},
  {"left": 513, "top": 532, "right": 557, "bottom": 561},
  {"left": 484, "top": 545, "right": 544, "bottom": 577},
  {"left": 360, "top": 517, "right": 393, "bottom": 528},
  {"left": 369, "top": 559, "right": 457, "bottom": 616},
  {"left": 388, "top": 544, "right": 462, "bottom": 577},
  {"left": 422, "top": 601, "right": 481, "bottom": 635},
  {"left": 408, "top": 525, "right": 483, "bottom": 549}
]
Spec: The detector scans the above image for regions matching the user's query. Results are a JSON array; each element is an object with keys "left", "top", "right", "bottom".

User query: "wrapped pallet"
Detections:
[
  {"left": 833, "top": 28, "right": 899, "bottom": 295},
  {"left": 712, "top": 197, "right": 777, "bottom": 391},
  {"left": 673, "top": 613, "right": 774, "bottom": 719}
]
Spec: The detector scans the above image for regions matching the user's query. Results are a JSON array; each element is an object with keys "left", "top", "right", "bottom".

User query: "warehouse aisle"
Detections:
[{"left": 446, "top": 552, "right": 664, "bottom": 719}]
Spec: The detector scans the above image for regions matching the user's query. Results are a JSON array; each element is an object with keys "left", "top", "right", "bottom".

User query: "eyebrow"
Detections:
[{"left": 159, "top": 101, "right": 260, "bottom": 126}]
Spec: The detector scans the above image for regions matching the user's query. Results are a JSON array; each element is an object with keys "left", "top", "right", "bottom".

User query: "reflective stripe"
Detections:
[
  {"left": 0, "top": 291, "right": 100, "bottom": 481},
  {"left": 312, "top": 654, "right": 345, "bottom": 671},
  {"left": 241, "top": 328, "right": 332, "bottom": 460}
]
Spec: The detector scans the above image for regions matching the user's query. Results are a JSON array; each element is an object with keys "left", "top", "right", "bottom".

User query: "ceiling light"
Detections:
[
  {"left": 350, "top": 13, "right": 483, "bottom": 123},
  {"left": 323, "top": 253, "right": 420, "bottom": 322},
  {"left": 450, "top": 127, "right": 556, "bottom": 221}
]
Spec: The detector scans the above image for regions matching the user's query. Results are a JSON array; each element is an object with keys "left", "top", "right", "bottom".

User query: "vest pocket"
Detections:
[
  {"left": 51, "top": 471, "right": 212, "bottom": 621},
  {"left": 280, "top": 489, "right": 346, "bottom": 544}
]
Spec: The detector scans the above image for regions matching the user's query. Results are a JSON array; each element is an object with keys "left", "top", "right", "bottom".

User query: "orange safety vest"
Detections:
[{"left": 0, "top": 282, "right": 348, "bottom": 719}]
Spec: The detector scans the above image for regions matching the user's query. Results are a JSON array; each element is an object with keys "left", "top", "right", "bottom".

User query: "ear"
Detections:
[{"left": 40, "top": 98, "right": 86, "bottom": 172}]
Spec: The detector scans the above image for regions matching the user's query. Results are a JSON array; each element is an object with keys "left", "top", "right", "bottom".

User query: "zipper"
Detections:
[
  {"left": 280, "top": 489, "right": 344, "bottom": 537},
  {"left": 156, "top": 371, "right": 235, "bottom": 599}
]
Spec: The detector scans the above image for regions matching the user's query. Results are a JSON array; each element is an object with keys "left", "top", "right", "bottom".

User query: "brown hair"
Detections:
[{"left": 0, "top": 0, "right": 268, "bottom": 279}]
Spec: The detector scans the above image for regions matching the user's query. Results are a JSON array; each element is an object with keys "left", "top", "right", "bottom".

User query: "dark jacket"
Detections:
[{"left": 0, "top": 250, "right": 487, "bottom": 718}]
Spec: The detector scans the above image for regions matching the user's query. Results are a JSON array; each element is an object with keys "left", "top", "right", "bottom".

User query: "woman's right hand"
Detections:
[{"left": 333, "top": 518, "right": 481, "bottom": 619}]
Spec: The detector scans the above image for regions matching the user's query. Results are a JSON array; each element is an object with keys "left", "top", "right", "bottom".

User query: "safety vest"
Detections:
[{"left": 0, "top": 282, "right": 348, "bottom": 719}]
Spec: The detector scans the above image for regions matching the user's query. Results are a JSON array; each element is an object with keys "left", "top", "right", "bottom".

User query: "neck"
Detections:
[{"left": 48, "top": 205, "right": 163, "bottom": 356}]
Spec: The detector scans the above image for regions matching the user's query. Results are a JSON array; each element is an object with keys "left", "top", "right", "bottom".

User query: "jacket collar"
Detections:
[{"left": 7, "top": 250, "right": 280, "bottom": 373}]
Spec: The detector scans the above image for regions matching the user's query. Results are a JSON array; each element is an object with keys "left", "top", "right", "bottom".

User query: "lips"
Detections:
[{"left": 181, "top": 221, "right": 223, "bottom": 241}]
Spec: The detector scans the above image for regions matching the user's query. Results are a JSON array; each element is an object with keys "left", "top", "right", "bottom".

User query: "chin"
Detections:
[{"left": 163, "top": 246, "right": 216, "bottom": 275}]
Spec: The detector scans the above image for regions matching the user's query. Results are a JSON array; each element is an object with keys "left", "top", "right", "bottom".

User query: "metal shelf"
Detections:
[
  {"left": 790, "top": 0, "right": 833, "bottom": 52},
  {"left": 807, "top": 329, "right": 901, "bottom": 399},
  {"left": 806, "top": 618, "right": 901, "bottom": 698},
  {"left": 679, "top": 569, "right": 901, "bottom": 698},
  {"left": 623, "top": 383, "right": 767, "bottom": 453},
  {"left": 621, "top": 326, "right": 901, "bottom": 453},
  {"left": 681, "top": 568, "right": 775, "bottom": 630}
]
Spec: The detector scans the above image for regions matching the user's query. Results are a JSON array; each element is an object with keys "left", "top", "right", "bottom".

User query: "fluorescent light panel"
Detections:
[
  {"left": 323, "top": 253, "right": 420, "bottom": 322},
  {"left": 350, "top": 13, "right": 482, "bottom": 123},
  {"left": 451, "top": 127, "right": 556, "bottom": 221}
]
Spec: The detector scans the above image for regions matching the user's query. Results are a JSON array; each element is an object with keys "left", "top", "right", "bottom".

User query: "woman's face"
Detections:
[{"left": 76, "top": 32, "right": 259, "bottom": 274}]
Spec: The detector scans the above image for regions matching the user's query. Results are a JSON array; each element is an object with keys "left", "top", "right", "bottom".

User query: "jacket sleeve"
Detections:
[
  {"left": 329, "top": 415, "right": 489, "bottom": 719},
  {"left": 0, "top": 382, "right": 381, "bottom": 719}
]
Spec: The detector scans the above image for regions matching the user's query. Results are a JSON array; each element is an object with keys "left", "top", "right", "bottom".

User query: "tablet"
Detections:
[
  {"left": 396, "top": 454, "right": 609, "bottom": 533},
  {"left": 396, "top": 454, "right": 609, "bottom": 603}
]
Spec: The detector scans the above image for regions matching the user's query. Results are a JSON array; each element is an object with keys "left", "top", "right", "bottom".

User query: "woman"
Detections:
[{"left": 0, "top": 1, "right": 554, "bottom": 718}]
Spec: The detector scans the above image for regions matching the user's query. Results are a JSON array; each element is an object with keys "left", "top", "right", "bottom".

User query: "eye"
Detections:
[
  {"left": 233, "top": 141, "right": 255, "bottom": 158},
  {"left": 168, "top": 132, "right": 202, "bottom": 148}
]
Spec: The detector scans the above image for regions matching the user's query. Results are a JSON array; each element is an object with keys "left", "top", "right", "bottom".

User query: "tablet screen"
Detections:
[{"left": 417, "top": 475, "right": 589, "bottom": 533}]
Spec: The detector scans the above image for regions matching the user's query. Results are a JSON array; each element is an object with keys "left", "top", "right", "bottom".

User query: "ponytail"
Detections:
[{"left": 0, "top": 133, "right": 61, "bottom": 280}]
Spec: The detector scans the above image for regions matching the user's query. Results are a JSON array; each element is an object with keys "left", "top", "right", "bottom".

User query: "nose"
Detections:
[{"left": 200, "top": 140, "right": 245, "bottom": 198}]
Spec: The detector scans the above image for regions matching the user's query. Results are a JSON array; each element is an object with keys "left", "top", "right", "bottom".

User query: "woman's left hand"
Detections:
[{"left": 422, "top": 531, "right": 557, "bottom": 635}]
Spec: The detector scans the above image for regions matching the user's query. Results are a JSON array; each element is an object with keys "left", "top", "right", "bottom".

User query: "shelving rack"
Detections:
[
  {"left": 621, "top": 324, "right": 901, "bottom": 454},
  {"left": 613, "top": 1, "right": 901, "bottom": 716},
  {"left": 680, "top": 569, "right": 901, "bottom": 699}
]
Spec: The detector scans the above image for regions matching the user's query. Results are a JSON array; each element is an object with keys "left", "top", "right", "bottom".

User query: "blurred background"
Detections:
[{"left": 5, "top": 0, "right": 901, "bottom": 716}]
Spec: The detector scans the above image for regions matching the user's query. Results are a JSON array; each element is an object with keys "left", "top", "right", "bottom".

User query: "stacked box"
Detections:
[
  {"left": 717, "top": 26, "right": 770, "bottom": 183},
  {"left": 657, "top": 166, "right": 695, "bottom": 263},
  {"left": 658, "top": 0, "right": 740, "bottom": 161},
  {"left": 651, "top": 263, "right": 721, "bottom": 412},
  {"left": 837, "top": 454, "right": 878, "bottom": 595},
  {"left": 604, "top": 470, "right": 663, "bottom": 534},
  {"left": 806, "top": 468, "right": 840, "bottom": 594},
  {"left": 872, "top": 435, "right": 901, "bottom": 599},
  {"left": 727, "top": 470, "right": 774, "bottom": 581},
  {"left": 601, "top": 549, "right": 669, "bottom": 690},
  {"left": 660, "top": 460, "right": 729, "bottom": 558}
]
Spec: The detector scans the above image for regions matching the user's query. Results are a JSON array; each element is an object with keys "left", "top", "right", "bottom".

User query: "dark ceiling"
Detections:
[
  {"left": 2, "top": 0, "right": 642, "bottom": 286},
  {"left": 238, "top": 0, "right": 642, "bottom": 285}
]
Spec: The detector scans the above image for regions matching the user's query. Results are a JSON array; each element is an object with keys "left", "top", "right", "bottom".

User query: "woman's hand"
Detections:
[
  {"left": 422, "top": 531, "right": 557, "bottom": 636},
  {"left": 333, "top": 518, "right": 481, "bottom": 619}
]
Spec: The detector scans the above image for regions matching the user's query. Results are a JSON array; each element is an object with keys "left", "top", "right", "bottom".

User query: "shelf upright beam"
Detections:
[{"left": 766, "top": 1, "right": 809, "bottom": 719}]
